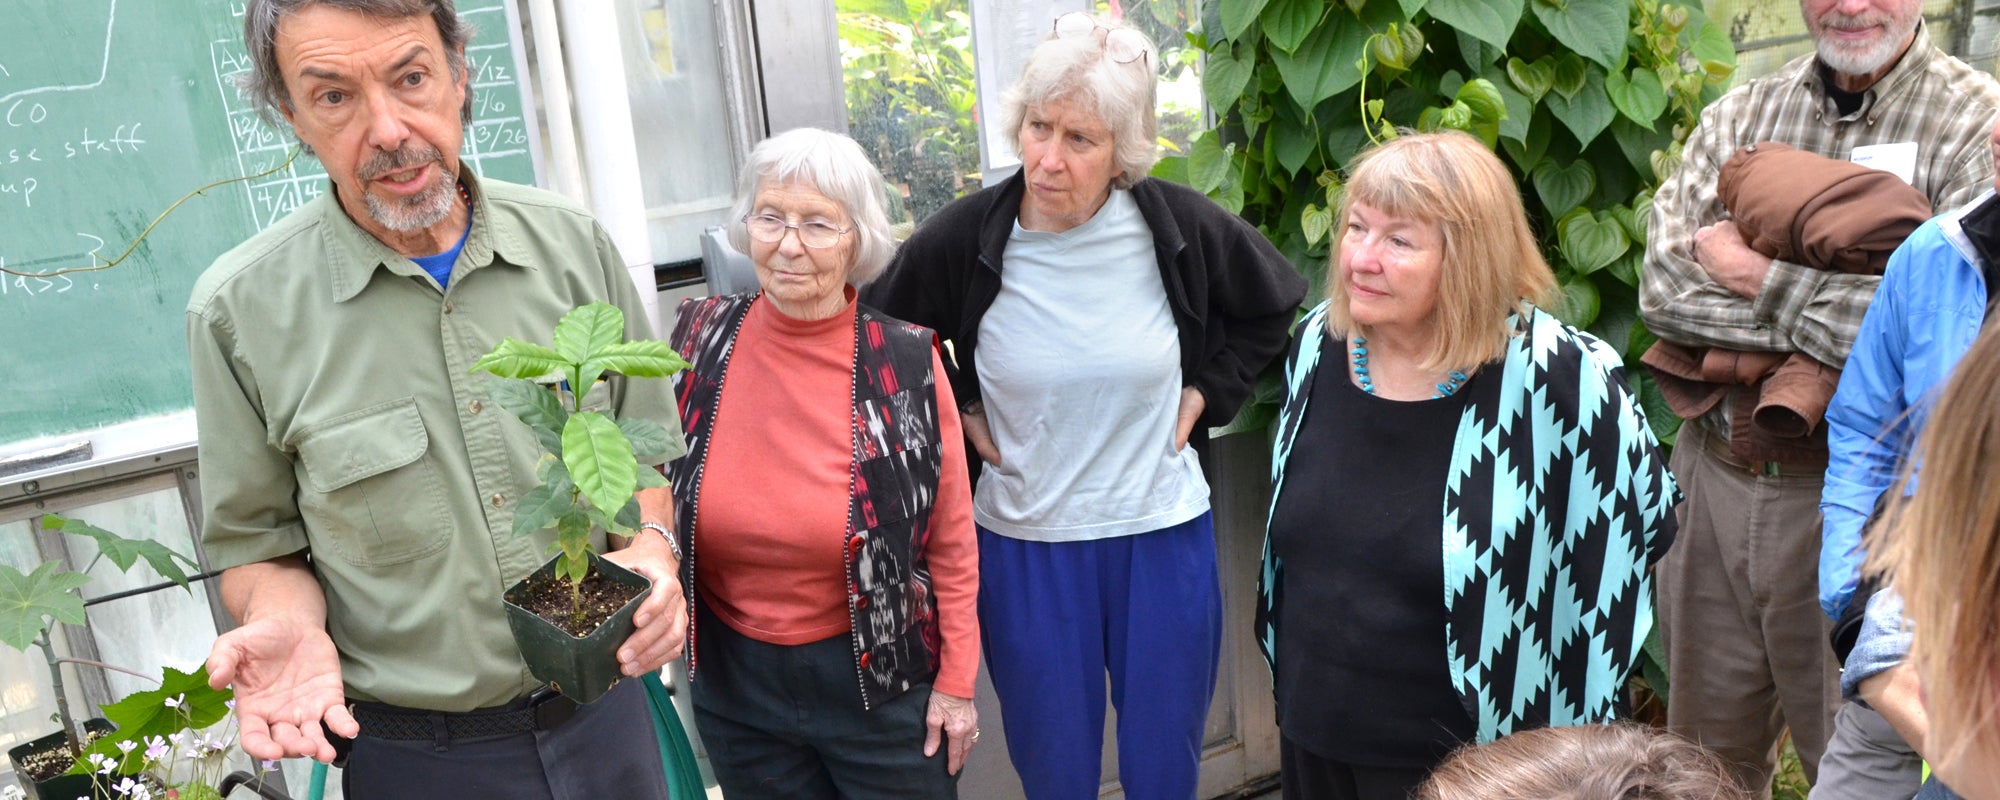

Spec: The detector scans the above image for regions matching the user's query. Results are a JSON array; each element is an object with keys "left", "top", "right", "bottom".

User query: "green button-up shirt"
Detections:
[{"left": 187, "top": 174, "right": 685, "bottom": 711}]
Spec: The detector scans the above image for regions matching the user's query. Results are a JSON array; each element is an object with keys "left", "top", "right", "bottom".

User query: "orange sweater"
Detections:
[{"left": 694, "top": 295, "right": 979, "bottom": 698}]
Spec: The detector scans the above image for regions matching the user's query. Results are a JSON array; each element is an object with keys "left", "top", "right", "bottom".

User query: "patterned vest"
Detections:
[{"left": 666, "top": 293, "right": 945, "bottom": 709}]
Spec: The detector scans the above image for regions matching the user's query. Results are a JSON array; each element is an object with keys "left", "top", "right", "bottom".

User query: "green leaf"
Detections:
[
  {"left": 484, "top": 379, "right": 569, "bottom": 454},
  {"left": 1219, "top": 0, "right": 1272, "bottom": 39},
  {"left": 618, "top": 417, "right": 675, "bottom": 462},
  {"left": 1605, "top": 68, "right": 1668, "bottom": 128},
  {"left": 1609, "top": 203, "right": 1646, "bottom": 243},
  {"left": 584, "top": 341, "right": 691, "bottom": 379},
  {"left": 1690, "top": 12, "right": 1736, "bottom": 67},
  {"left": 1532, "top": 160, "right": 1596, "bottom": 219},
  {"left": 1270, "top": 12, "right": 1368, "bottom": 108},
  {"left": 636, "top": 465, "right": 670, "bottom": 490},
  {"left": 470, "top": 338, "right": 568, "bottom": 380},
  {"left": 552, "top": 302, "right": 625, "bottom": 364},
  {"left": 1480, "top": 65, "right": 1534, "bottom": 144},
  {"left": 1552, "top": 271, "right": 1603, "bottom": 329},
  {"left": 1610, "top": 117, "right": 1673, "bottom": 177},
  {"left": 1631, "top": 368, "right": 1681, "bottom": 447},
  {"left": 1203, "top": 43, "right": 1255, "bottom": 112},
  {"left": 1551, "top": 53, "right": 1588, "bottom": 100},
  {"left": 1273, "top": 116, "right": 1316, "bottom": 177},
  {"left": 613, "top": 497, "right": 642, "bottom": 533},
  {"left": 1188, "top": 131, "right": 1231, "bottom": 193},
  {"left": 1543, "top": 66, "right": 1615, "bottom": 146},
  {"left": 1425, "top": 0, "right": 1523, "bottom": 51},
  {"left": 556, "top": 512, "right": 592, "bottom": 584},
  {"left": 1151, "top": 154, "right": 1190, "bottom": 185},
  {"left": 1501, "top": 108, "right": 1553, "bottom": 171},
  {"left": 1530, "top": 0, "right": 1627, "bottom": 71},
  {"left": 1455, "top": 78, "right": 1506, "bottom": 125},
  {"left": 1506, "top": 56, "right": 1554, "bottom": 103},
  {"left": 82, "top": 666, "right": 233, "bottom": 774},
  {"left": 1397, "top": 0, "right": 1429, "bottom": 16},
  {"left": 1260, "top": 0, "right": 1323, "bottom": 54},
  {"left": 511, "top": 480, "right": 577, "bottom": 538},
  {"left": 562, "top": 412, "right": 638, "bottom": 519},
  {"left": 0, "top": 562, "right": 87, "bottom": 650},
  {"left": 1453, "top": 26, "right": 1494, "bottom": 69},
  {"left": 43, "top": 516, "right": 198, "bottom": 589},
  {"left": 1559, "top": 210, "right": 1632, "bottom": 274},
  {"left": 1301, "top": 203, "right": 1332, "bottom": 247}
]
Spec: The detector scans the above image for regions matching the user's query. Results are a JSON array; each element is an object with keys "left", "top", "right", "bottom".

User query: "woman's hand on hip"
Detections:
[
  {"left": 923, "top": 689, "right": 979, "bottom": 775},
  {"left": 962, "top": 402, "right": 1002, "bottom": 466},
  {"left": 1174, "top": 386, "right": 1206, "bottom": 450}
]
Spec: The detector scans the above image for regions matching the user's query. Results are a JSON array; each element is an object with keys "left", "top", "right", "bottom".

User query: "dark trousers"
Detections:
[
  {"left": 1280, "top": 736, "right": 1431, "bottom": 800},
  {"left": 690, "top": 603, "right": 957, "bottom": 799},
  {"left": 342, "top": 677, "right": 669, "bottom": 799}
]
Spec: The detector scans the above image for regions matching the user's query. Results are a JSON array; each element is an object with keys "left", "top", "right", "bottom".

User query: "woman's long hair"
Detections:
[{"left": 1868, "top": 324, "right": 2000, "bottom": 774}]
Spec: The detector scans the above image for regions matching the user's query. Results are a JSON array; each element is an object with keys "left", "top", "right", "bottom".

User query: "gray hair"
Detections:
[
  {"left": 727, "top": 128, "right": 897, "bottom": 286},
  {"left": 999, "top": 16, "right": 1159, "bottom": 189},
  {"left": 239, "top": 0, "right": 475, "bottom": 137}
]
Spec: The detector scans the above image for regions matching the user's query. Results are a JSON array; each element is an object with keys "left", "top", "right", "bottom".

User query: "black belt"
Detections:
[{"left": 350, "top": 688, "right": 579, "bottom": 742}]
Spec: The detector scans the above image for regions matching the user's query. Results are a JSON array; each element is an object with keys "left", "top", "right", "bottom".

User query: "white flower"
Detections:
[
  {"left": 143, "top": 736, "right": 168, "bottom": 762},
  {"left": 260, "top": 759, "right": 279, "bottom": 773},
  {"left": 161, "top": 693, "right": 184, "bottom": 709},
  {"left": 114, "top": 740, "right": 137, "bottom": 754},
  {"left": 86, "top": 752, "right": 115, "bottom": 775},
  {"left": 110, "top": 777, "right": 149, "bottom": 800}
]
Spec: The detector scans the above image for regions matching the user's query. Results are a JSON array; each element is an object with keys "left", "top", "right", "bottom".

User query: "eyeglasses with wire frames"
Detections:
[
  {"left": 1052, "top": 12, "right": 1151, "bottom": 67},
  {"left": 742, "top": 213, "right": 855, "bottom": 249}
]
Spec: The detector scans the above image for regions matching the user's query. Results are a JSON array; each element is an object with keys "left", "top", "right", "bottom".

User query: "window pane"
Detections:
[
  {"left": 620, "top": 0, "right": 739, "bottom": 264},
  {"left": 61, "top": 488, "right": 218, "bottom": 702},
  {"left": 839, "top": 0, "right": 979, "bottom": 225}
]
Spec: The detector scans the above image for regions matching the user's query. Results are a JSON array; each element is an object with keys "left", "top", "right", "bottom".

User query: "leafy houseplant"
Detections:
[
  {"left": 470, "top": 302, "right": 690, "bottom": 703},
  {"left": 0, "top": 515, "right": 214, "bottom": 799},
  {"left": 1160, "top": 0, "right": 1734, "bottom": 442}
]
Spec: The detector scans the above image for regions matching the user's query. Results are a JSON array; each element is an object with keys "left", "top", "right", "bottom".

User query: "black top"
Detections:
[
  {"left": 1267, "top": 335, "right": 1482, "bottom": 767},
  {"left": 1818, "top": 63, "right": 1867, "bottom": 117}
]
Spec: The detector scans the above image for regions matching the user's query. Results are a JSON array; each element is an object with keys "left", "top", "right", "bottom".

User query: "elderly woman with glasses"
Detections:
[
  {"left": 864, "top": 13, "right": 1305, "bottom": 799},
  {"left": 664, "top": 127, "right": 979, "bottom": 799}
]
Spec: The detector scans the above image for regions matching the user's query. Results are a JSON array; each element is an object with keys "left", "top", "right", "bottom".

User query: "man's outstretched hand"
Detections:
[{"left": 207, "top": 616, "right": 357, "bottom": 763}]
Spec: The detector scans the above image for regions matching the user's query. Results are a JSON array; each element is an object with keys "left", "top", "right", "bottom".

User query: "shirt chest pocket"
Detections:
[{"left": 294, "top": 397, "right": 454, "bottom": 567}]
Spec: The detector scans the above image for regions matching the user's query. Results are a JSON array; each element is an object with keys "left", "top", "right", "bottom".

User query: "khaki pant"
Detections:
[{"left": 1657, "top": 424, "right": 1840, "bottom": 798}]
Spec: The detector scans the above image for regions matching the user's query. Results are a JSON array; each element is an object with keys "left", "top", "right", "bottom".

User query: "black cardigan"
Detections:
[{"left": 862, "top": 172, "right": 1306, "bottom": 465}]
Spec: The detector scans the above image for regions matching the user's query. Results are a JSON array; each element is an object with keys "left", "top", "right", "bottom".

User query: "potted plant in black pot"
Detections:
[
  {"left": 470, "top": 302, "right": 689, "bottom": 704},
  {"left": 0, "top": 515, "right": 202, "bottom": 800}
]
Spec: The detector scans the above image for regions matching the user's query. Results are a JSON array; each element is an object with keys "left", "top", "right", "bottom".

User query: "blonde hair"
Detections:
[
  {"left": 999, "top": 15, "right": 1159, "bottom": 189},
  {"left": 1416, "top": 724, "right": 1748, "bottom": 800},
  {"left": 1867, "top": 324, "right": 2000, "bottom": 776},
  {"left": 1326, "top": 131, "right": 1557, "bottom": 371}
]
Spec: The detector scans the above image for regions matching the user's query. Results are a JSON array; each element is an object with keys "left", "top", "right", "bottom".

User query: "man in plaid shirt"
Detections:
[{"left": 1640, "top": 1, "right": 2000, "bottom": 796}]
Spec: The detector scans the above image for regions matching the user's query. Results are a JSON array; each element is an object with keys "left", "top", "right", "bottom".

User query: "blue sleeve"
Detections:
[
  {"left": 1819, "top": 243, "right": 1916, "bottom": 619},
  {"left": 1843, "top": 588, "right": 1912, "bottom": 701}
]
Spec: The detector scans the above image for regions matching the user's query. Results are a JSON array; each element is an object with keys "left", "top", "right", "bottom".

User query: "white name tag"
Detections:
[{"left": 1851, "top": 141, "right": 1918, "bottom": 185}]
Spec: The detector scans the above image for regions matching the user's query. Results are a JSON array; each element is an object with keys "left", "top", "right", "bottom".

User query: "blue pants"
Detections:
[{"left": 979, "top": 512, "right": 1222, "bottom": 800}]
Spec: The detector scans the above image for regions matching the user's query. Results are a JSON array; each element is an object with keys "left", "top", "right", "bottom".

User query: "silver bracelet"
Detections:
[{"left": 638, "top": 521, "right": 682, "bottom": 562}]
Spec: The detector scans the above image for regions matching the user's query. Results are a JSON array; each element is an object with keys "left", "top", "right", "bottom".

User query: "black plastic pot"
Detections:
[
  {"left": 7, "top": 718, "right": 115, "bottom": 800},
  {"left": 503, "top": 552, "right": 652, "bottom": 705}
]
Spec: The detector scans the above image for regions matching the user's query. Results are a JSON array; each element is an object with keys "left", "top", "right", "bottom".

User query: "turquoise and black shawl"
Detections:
[{"left": 1256, "top": 301, "right": 1679, "bottom": 742}]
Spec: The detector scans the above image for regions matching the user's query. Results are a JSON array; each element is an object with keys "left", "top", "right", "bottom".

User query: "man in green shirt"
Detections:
[{"left": 186, "top": 1, "right": 686, "bottom": 795}]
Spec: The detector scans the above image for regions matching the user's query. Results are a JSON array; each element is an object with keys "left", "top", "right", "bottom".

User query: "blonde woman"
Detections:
[
  {"left": 1868, "top": 325, "right": 2000, "bottom": 798},
  {"left": 1255, "top": 131, "right": 1679, "bottom": 798},
  {"left": 1416, "top": 724, "right": 1747, "bottom": 800}
]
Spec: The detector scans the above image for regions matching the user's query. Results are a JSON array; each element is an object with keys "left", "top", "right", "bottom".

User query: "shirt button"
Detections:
[
  {"left": 491, "top": 494, "right": 505, "bottom": 508},
  {"left": 855, "top": 594, "right": 871, "bottom": 610},
  {"left": 470, "top": 399, "right": 483, "bottom": 414},
  {"left": 443, "top": 301, "right": 454, "bottom": 315}
]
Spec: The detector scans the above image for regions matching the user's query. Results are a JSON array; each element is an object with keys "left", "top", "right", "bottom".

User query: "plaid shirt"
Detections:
[{"left": 1641, "top": 23, "right": 2000, "bottom": 368}]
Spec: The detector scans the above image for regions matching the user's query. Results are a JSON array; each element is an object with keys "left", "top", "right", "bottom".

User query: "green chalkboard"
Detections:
[{"left": 0, "top": 0, "right": 537, "bottom": 450}]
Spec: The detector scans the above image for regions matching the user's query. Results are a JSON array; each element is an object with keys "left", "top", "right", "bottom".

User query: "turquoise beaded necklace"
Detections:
[{"left": 1350, "top": 335, "right": 1468, "bottom": 399}]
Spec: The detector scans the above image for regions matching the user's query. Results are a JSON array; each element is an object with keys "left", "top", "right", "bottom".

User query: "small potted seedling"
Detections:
[
  {"left": 0, "top": 515, "right": 202, "bottom": 800},
  {"left": 471, "top": 302, "right": 689, "bottom": 703}
]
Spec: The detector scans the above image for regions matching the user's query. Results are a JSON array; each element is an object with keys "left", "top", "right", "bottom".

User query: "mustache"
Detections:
[
  {"left": 1818, "top": 12, "right": 1890, "bottom": 29},
  {"left": 359, "top": 146, "right": 446, "bottom": 180}
]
